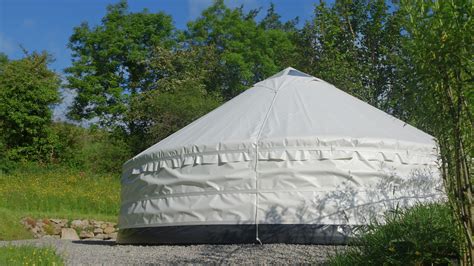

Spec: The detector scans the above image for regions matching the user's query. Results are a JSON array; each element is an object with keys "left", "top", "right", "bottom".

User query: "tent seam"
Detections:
[
  {"left": 253, "top": 83, "right": 282, "bottom": 243},
  {"left": 120, "top": 189, "right": 444, "bottom": 206}
]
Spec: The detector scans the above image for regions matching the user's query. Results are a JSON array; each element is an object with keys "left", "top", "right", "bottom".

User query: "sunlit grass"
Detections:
[
  {"left": 0, "top": 162, "right": 120, "bottom": 240},
  {"left": 0, "top": 245, "right": 63, "bottom": 266},
  {"left": 0, "top": 208, "right": 32, "bottom": 241}
]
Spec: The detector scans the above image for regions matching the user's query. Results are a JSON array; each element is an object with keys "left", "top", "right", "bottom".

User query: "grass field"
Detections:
[
  {"left": 0, "top": 245, "right": 63, "bottom": 265},
  {"left": 0, "top": 163, "right": 120, "bottom": 240}
]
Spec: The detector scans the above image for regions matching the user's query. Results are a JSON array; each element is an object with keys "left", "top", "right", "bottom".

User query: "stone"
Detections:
[
  {"left": 51, "top": 219, "right": 67, "bottom": 227},
  {"left": 70, "top": 219, "right": 89, "bottom": 228},
  {"left": 103, "top": 226, "right": 115, "bottom": 234},
  {"left": 81, "top": 220, "right": 90, "bottom": 227},
  {"left": 79, "top": 230, "right": 94, "bottom": 239},
  {"left": 94, "top": 233, "right": 105, "bottom": 240},
  {"left": 108, "top": 232, "right": 118, "bottom": 240},
  {"left": 52, "top": 224, "right": 62, "bottom": 235},
  {"left": 21, "top": 217, "right": 119, "bottom": 241},
  {"left": 92, "top": 220, "right": 101, "bottom": 225},
  {"left": 61, "top": 228, "right": 79, "bottom": 240},
  {"left": 31, "top": 226, "right": 38, "bottom": 233},
  {"left": 36, "top": 221, "right": 44, "bottom": 229},
  {"left": 22, "top": 217, "right": 36, "bottom": 228},
  {"left": 71, "top": 220, "right": 83, "bottom": 228}
]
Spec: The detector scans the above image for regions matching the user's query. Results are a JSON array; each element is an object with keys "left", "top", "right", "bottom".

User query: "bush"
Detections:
[
  {"left": 0, "top": 52, "right": 60, "bottom": 163},
  {"left": 329, "top": 203, "right": 462, "bottom": 265},
  {"left": 1, "top": 122, "right": 131, "bottom": 175},
  {"left": 51, "top": 122, "right": 131, "bottom": 174}
]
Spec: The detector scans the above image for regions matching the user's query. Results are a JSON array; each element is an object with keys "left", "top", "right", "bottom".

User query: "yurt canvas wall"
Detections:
[{"left": 118, "top": 68, "right": 444, "bottom": 244}]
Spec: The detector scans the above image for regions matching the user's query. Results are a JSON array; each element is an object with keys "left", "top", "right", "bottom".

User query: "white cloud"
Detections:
[{"left": 0, "top": 32, "right": 16, "bottom": 54}]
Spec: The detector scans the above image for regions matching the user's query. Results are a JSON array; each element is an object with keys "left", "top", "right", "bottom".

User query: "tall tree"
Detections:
[
  {"left": 66, "top": 0, "right": 175, "bottom": 130},
  {"left": 297, "top": 1, "right": 365, "bottom": 100},
  {"left": 399, "top": 1, "right": 473, "bottom": 263},
  {"left": 185, "top": 0, "right": 298, "bottom": 100},
  {"left": 297, "top": 0, "right": 402, "bottom": 111},
  {"left": 128, "top": 45, "right": 222, "bottom": 152},
  {"left": 0, "top": 52, "right": 60, "bottom": 161},
  {"left": 259, "top": 2, "right": 299, "bottom": 31}
]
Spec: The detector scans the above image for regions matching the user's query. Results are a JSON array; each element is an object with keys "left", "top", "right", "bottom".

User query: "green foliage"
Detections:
[
  {"left": 329, "top": 203, "right": 462, "bottom": 265},
  {"left": 65, "top": 0, "right": 298, "bottom": 155},
  {"left": 297, "top": 0, "right": 402, "bottom": 111},
  {"left": 259, "top": 3, "right": 299, "bottom": 31},
  {"left": 0, "top": 52, "right": 60, "bottom": 162},
  {"left": 128, "top": 46, "right": 222, "bottom": 152},
  {"left": 51, "top": 123, "right": 131, "bottom": 173},
  {"left": 0, "top": 245, "right": 63, "bottom": 265},
  {"left": 0, "top": 52, "right": 8, "bottom": 64},
  {"left": 66, "top": 0, "right": 175, "bottom": 128},
  {"left": 397, "top": 0, "right": 473, "bottom": 261},
  {"left": 185, "top": 0, "right": 298, "bottom": 99}
]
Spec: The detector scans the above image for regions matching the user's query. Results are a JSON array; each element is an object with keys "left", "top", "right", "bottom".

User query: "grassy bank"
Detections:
[
  {"left": 0, "top": 245, "right": 63, "bottom": 265},
  {"left": 0, "top": 163, "right": 120, "bottom": 240}
]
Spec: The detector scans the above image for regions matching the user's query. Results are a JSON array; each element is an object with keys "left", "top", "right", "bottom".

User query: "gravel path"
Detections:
[{"left": 1, "top": 238, "right": 344, "bottom": 265}]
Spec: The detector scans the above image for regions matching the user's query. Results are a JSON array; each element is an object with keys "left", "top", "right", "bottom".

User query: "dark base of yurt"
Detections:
[{"left": 117, "top": 224, "right": 352, "bottom": 245}]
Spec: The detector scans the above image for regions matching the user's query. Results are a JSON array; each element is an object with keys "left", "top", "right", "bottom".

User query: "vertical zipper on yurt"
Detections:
[{"left": 253, "top": 84, "right": 281, "bottom": 244}]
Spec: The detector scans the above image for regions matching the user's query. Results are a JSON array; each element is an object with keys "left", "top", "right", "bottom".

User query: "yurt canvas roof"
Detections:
[{"left": 126, "top": 67, "right": 434, "bottom": 167}]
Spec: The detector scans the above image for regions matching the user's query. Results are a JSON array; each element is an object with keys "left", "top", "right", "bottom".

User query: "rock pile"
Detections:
[{"left": 21, "top": 217, "right": 118, "bottom": 241}]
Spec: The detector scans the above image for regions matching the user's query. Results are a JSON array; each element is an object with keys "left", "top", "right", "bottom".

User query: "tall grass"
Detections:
[
  {"left": 328, "top": 203, "right": 462, "bottom": 265},
  {"left": 0, "top": 245, "right": 63, "bottom": 265},
  {"left": 0, "top": 208, "right": 31, "bottom": 240},
  {"left": 0, "top": 162, "right": 120, "bottom": 217},
  {"left": 0, "top": 162, "right": 120, "bottom": 240}
]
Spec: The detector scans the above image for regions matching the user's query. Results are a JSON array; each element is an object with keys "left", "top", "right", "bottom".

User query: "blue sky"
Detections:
[{"left": 0, "top": 0, "right": 316, "bottom": 73}]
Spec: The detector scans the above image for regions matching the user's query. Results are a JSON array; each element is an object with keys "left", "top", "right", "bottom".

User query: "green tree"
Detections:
[
  {"left": 297, "top": 0, "right": 403, "bottom": 111},
  {"left": 128, "top": 45, "right": 222, "bottom": 152},
  {"left": 0, "top": 53, "right": 7, "bottom": 65},
  {"left": 298, "top": 1, "right": 365, "bottom": 100},
  {"left": 66, "top": 0, "right": 175, "bottom": 130},
  {"left": 185, "top": 0, "right": 298, "bottom": 99},
  {"left": 0, "top": 52, "right": 60, "bottom": 161},
  {"left": 259, "top": 2, "right": 299, "bottom": 31},
  {"left": 399, "top": 0, "right": 473, "bottom": 262}
]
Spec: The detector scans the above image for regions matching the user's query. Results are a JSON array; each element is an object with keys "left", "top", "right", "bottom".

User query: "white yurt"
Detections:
[{"left": 118, "top": 67, "right": 443, "bottom": 244}]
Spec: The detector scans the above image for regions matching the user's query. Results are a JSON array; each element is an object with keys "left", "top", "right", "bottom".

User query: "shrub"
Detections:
[
  {"left": 51, "top": 122, "right": 131, "bottom": 174},
  {"left": 328, "top": 203, "right": 462, "bottom": 265},
  {"left": 0, "top": 52, "right": 60, "bottom": 163}
]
